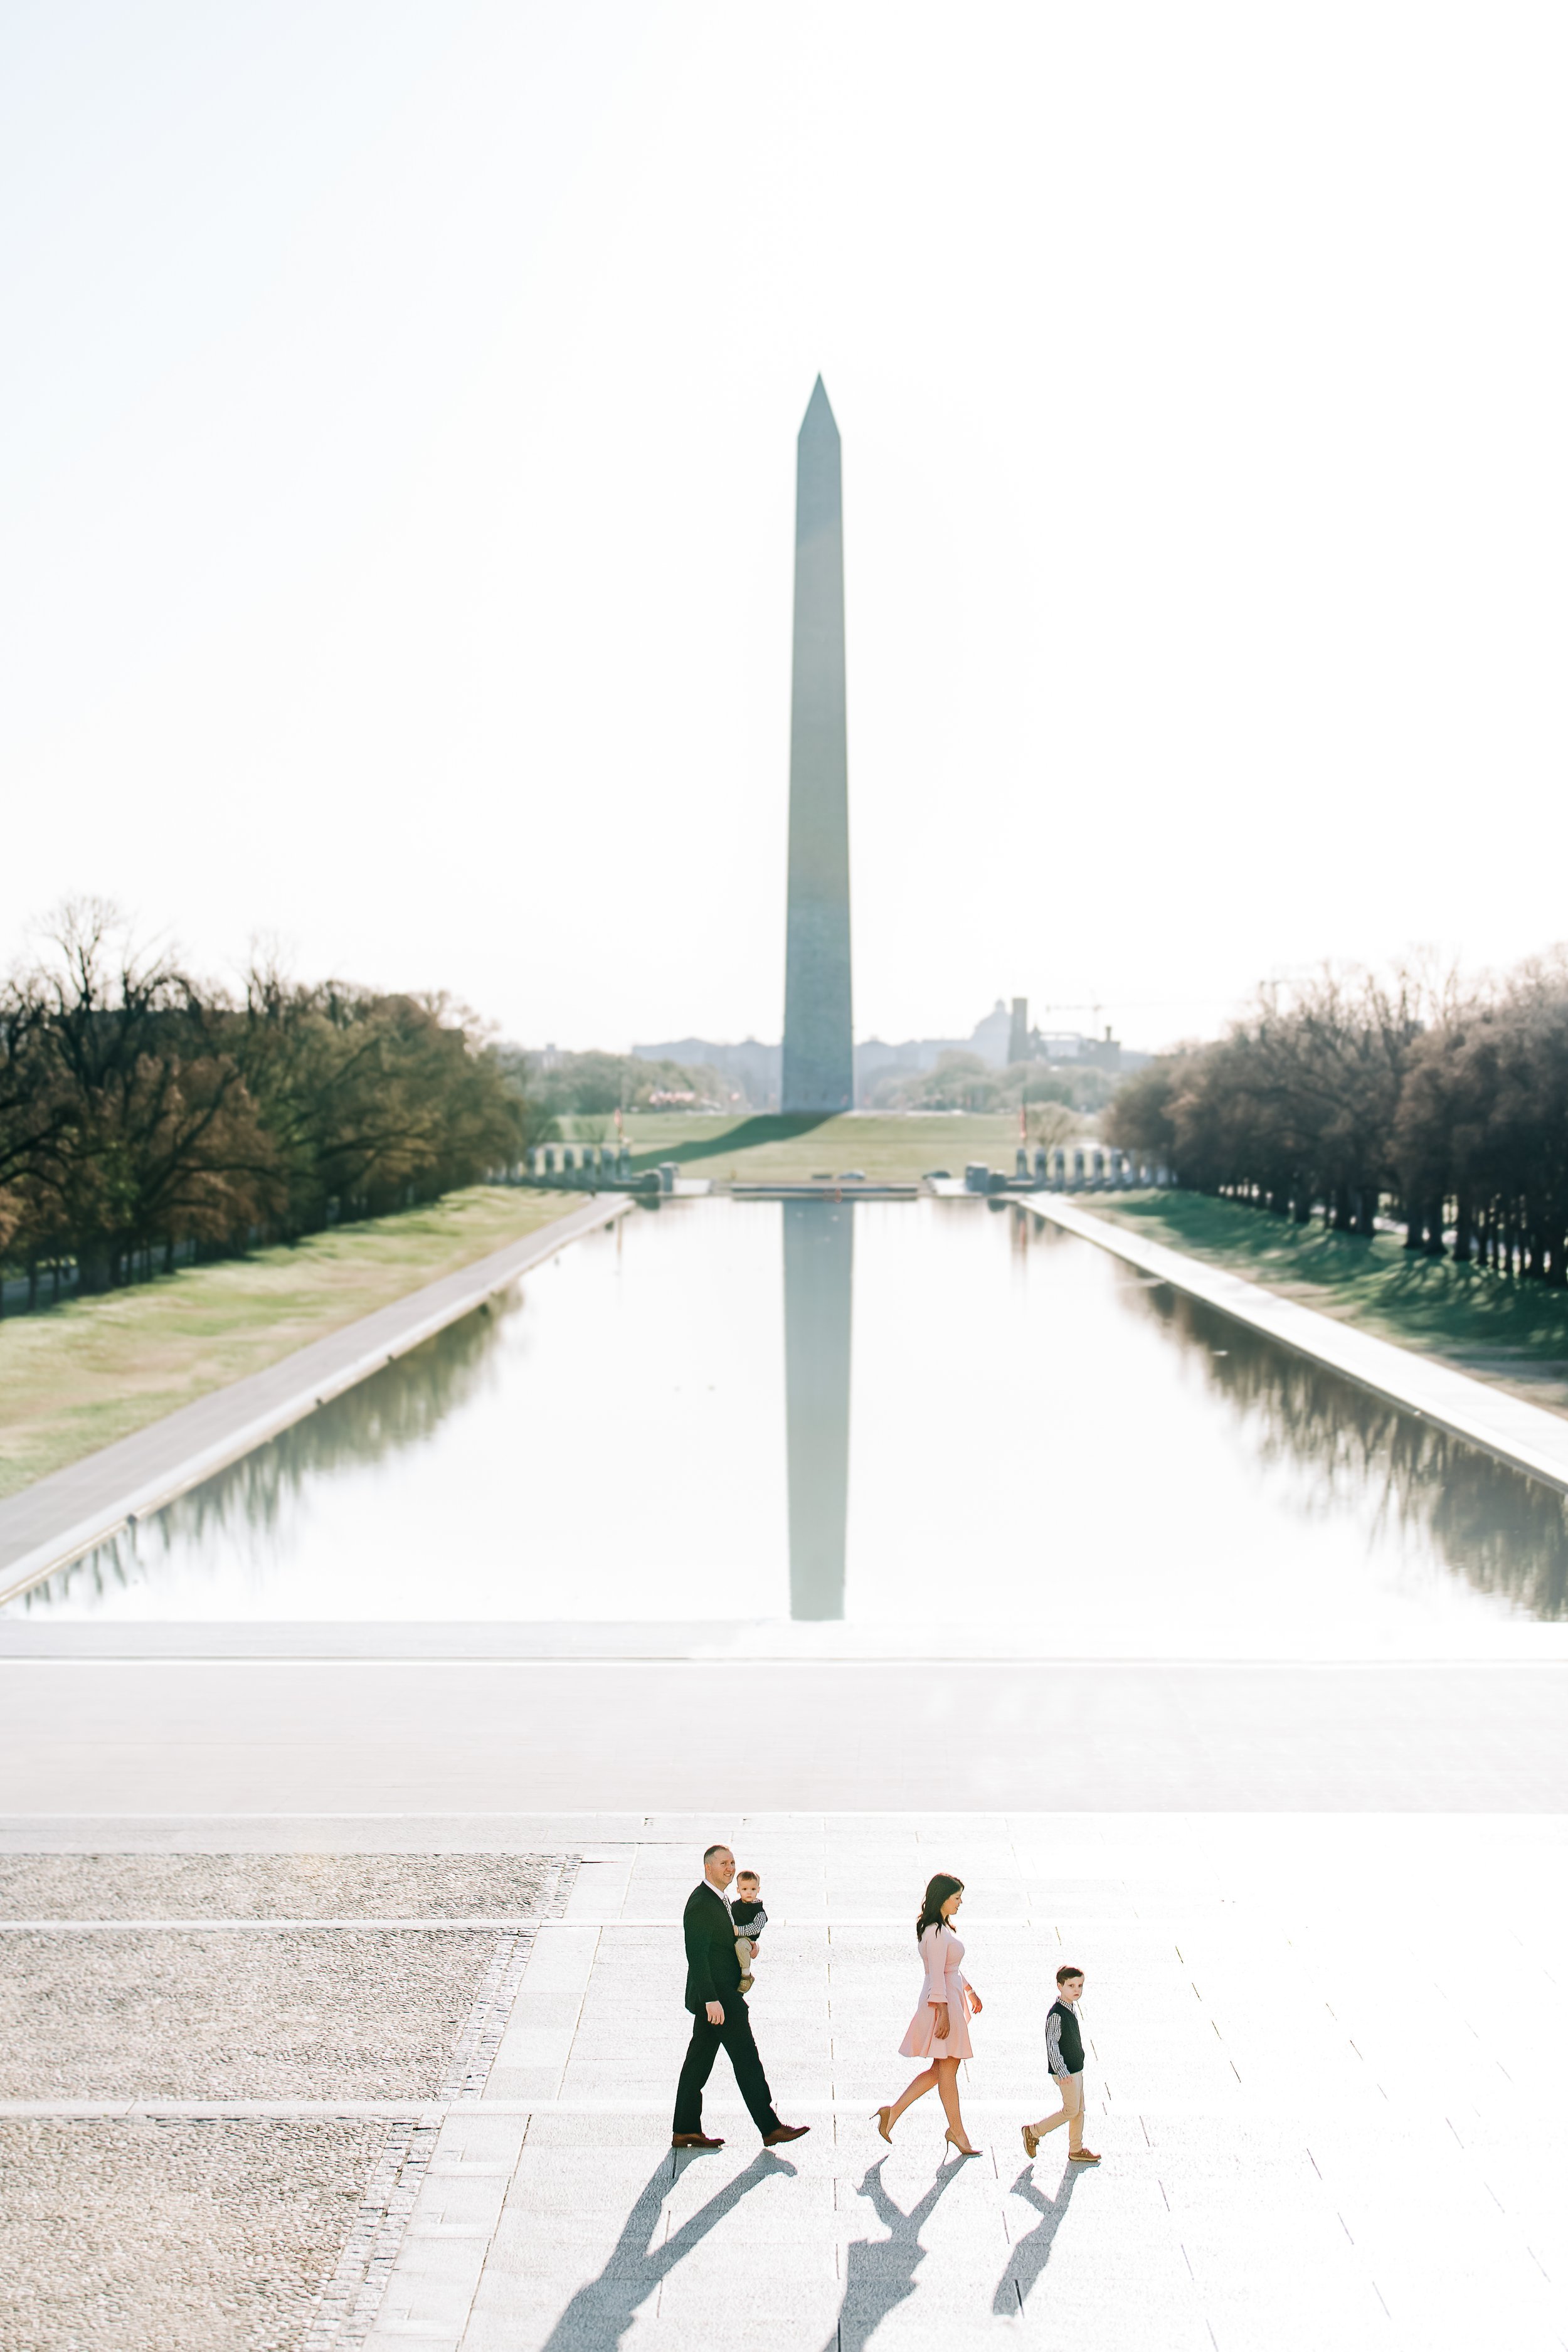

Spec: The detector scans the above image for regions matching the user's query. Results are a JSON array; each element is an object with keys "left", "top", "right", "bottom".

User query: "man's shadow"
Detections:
[
  {"left": 539, "top": 2148, "right": 793, "bottom": 2350},
  {"left": 993, "top": 2162, "right": 1081, "bottom": 2313},
  {"left": 825, "top": 2155, "right": 964, "bottom": 2352}
]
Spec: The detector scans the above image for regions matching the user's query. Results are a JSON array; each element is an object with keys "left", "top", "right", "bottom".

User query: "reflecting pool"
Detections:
[{"left": 10, "top": 1198, "right": 1568, "bottom": 1636}]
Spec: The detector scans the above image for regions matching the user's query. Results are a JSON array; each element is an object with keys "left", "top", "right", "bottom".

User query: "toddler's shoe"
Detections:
[{"left": 739, "top": 1972, "right": 755, "bottom": 1992}]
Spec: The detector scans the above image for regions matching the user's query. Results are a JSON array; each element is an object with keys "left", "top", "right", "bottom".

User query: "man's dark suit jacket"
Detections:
[{"left": 682, "top": 1882, "right": 741, "bottom": 2014}]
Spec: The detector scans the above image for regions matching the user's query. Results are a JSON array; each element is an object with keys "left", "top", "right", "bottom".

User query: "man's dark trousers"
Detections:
[{"left": 673, "top": 1996, "right": 780, "bottom": 2137}]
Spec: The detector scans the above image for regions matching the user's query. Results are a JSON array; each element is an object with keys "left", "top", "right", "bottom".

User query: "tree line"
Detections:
[
  {"left": 497, "top": 1047, "right": 736, "bottom": 1125},
  {"left": 1107, "top": 955, "right": 1568, "bottom": 1282},
  {"left": 864, "top": 1051, "right": 1118, "bottom": 1116},
  {"left": 0, "top": 905, "right": 536, "bottom": 1298}
]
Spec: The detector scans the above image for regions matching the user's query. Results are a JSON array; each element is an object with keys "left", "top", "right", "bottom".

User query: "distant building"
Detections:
[
  {"left": 1032, "top": 1028, "right": 1130, "bottom": 1073},
  {"left": 981, "top": 998, "right": 1147, "bottom": 1074},
  {"left": 636, "top": 1001, "right": 1144, "bottom": 1110},
  {"left": 855, "top": 1001, "right": 1143, "bottom": 1088},
  {"left": 853, "top": 1003, "right": 1006, "bottom": 1086}
]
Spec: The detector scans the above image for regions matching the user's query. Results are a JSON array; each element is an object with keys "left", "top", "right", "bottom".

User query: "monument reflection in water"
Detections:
[{"left": 783, "top": 1201, "right": 852, "bottom": 1620}]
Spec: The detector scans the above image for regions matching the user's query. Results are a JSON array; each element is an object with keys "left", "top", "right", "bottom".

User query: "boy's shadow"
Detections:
[
  {"left": 825, "top": 2154, "right": 965, "bottom": 2352},
  {"left": 539, "top": 2148, "right": 793, "bottom": 2350},
  {"left": 993, "top": 2161, "right": 1081, "bottom": 2313}
]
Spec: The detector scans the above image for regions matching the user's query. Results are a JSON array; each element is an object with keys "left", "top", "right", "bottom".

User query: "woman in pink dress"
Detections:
[{"left": 872, "top": 1873, "right": 983, "bottom": 2157}]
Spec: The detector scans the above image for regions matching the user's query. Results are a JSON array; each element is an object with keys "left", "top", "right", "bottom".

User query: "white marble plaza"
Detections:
[{"left": 358, "top": 1811, "right": 1568, "bottom": 2352}]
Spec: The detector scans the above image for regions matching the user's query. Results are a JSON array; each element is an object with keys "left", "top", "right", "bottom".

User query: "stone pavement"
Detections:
[
  {"left": 356, "top": 1812, "right": 1568, "bottom": 2352},
  {"left": 4, "top": 1656, "right": 1566, "bottom": 1813}
]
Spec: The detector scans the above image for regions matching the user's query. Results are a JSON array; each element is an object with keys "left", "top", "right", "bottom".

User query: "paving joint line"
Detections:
[
  {"left": 289, "top": 1850, "right": 580, "bottom": 2348},
  {"left": 299, "top": 2116, "right": 440, "bottom": 2352},
  {"left": 0, "top": 1913, "right": 1148, "bottom": 1931},
  {"left": 0, "top": 2097, "right": 1314, "bottom": 2121}
]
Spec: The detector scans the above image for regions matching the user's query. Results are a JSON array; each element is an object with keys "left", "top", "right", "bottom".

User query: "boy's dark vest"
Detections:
[{"left": 1049, "top": 1999, "right": 1084, "bottom": 2073}]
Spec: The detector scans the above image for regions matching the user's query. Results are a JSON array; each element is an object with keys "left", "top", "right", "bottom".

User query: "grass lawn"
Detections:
[
  {"left": 1089, "top": 1190, "right": 1568, "bottom": 1414},
  {"left": 614, "top": 1111, "right": 1041, "bottom": 1183},
  {"left": 0, "top": 1188, "right": 581, "bottom": 1501}
]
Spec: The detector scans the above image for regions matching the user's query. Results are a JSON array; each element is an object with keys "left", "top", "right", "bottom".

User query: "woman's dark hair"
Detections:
[{"left": 916, "top": 1873, "right": 964, "bottom": 1944}]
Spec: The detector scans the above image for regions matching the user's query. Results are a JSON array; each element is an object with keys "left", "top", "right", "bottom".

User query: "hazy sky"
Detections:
[{"left": 4, "top": 3, "right": 1565, "bottom": 1054}]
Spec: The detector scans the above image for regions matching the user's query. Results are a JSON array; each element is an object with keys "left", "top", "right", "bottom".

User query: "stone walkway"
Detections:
[
  {"left": 4, "top": 1655, "right": 1566, "bottom": 1813},
  {"left": 351, "top": 1812, "right": 1568, "bottom": 2352}
]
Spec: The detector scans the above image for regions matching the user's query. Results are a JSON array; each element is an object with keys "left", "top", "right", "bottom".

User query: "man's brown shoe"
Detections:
[
  {"left": 672, "top": 2133, "right": 724, "bottom": 2150},
  {"left": 1067, "top": 2148, "right": 1101, "bottom": 2164},
  {"left": 762, "top": 2124, "right": 810, "bottom": 2146}
]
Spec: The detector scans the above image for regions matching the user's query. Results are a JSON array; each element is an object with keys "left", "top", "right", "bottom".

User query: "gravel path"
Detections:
[
  {"left": 0, "top": 1849, "right": 578, "bottom": 2345},
  {"left": 1, "top": 2116, "right": 392, "bottom": 2352},
  {"left": 2, "top": 1927, "right": 504, "bottom": 2100},
  {"left": 0, "top": 1851, "right": 562, "bottom": 1920}
]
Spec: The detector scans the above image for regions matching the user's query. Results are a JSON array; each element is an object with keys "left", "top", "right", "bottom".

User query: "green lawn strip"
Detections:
[
  {"left": 1089, "top": 1190, "right": 1568, "bottom": 1414},
  {"left": 619, "top": 1111, "right": 1029, "bottom": 1183},
  {"left": 0, "top": 1188, "right": 581, "bottom": 1501}
]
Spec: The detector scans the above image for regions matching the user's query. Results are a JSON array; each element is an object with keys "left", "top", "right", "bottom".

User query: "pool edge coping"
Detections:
[
  {"left": 1025, "top": 1192, "right": 1568, "bottom": 1496},
  {"left": 0, "top": 1195, "right": 633, "bottom": 1609}
]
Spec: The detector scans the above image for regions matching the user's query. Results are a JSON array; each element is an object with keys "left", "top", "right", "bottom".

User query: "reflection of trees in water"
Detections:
[
  {"left": 18, "top": 1296, "right": 517, "bottom": 1613},
  {"left": 1120, "top": 1275, "right": 1568, "bottom": 1621}
]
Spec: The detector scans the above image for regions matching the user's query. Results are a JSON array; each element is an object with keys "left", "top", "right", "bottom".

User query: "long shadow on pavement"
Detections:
[
  {"left": 539, "top": 2149, "right": 793, "bottom": 2350},
  {"left": 825, "top": 2155, "right": 964, "bottom": 2352},
  {"left": 993, "top": 2163, "right": 1082, "bottom": 2312}
]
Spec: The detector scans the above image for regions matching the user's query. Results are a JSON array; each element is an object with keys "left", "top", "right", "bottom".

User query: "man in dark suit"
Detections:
[{"left": 672, "top": 1842, "right": 809, "bottom": 2151}]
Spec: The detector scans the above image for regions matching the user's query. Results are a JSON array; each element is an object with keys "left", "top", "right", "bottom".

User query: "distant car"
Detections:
[
  {"left": 837, "top": 1171, "right": 866, "bottom": 1180},
  {"left": 924, "top": 1169, "right": 953, "bottom": 1180}
]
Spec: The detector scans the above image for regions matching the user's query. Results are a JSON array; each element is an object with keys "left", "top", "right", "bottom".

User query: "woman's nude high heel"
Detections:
[
  {"left": 945, "top": 2130, "right": 979, "bottom": 2158},
  {"left": 872, "top": 2106, "right": 894, "bottom": 2143}
]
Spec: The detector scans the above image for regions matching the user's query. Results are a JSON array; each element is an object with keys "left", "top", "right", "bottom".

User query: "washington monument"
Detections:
[{"left": 781, "top": 377, "right": 853, "bottom": 1113}]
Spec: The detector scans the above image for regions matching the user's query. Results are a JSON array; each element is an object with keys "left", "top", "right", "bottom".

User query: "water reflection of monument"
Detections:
[{"left": 783, "top": 1201, "right": 853, "bottom": 1619}]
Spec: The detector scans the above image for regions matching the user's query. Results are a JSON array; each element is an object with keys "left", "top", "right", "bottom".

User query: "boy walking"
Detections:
[{"left": 1022, "top": 1965, "right": 1101, "bottom": 2165}]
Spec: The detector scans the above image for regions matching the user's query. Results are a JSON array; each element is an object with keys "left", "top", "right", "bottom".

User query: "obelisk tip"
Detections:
[{"left": 800, "top": 375, "right": 838, "bottom": 438}]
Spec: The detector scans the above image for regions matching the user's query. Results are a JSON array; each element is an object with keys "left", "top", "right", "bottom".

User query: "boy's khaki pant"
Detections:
[
  {"left": 1035, "top": 2071, "right": 1084, "bottom": 2152},
  {"left": 735, "top": 1937, "right": 756, "bottom": 1982}
]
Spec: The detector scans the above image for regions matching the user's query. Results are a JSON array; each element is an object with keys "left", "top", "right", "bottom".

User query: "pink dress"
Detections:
[{"left": 899, "top": 1922, "right": 974, "bottom": 2062}]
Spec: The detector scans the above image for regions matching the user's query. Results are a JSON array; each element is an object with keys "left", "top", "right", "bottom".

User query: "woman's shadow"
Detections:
[
  {"left": 826, "top": 2154, "right": 965, "bottom": 2352},
  {"left": 539, "top": 2148, "right": 793, "bottom": 2350},
  {"left": 993, "top": 2162, "right": 1081, "bottom": 2313}
]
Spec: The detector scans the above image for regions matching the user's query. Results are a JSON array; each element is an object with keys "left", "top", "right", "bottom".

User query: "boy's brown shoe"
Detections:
[
  {"left": 1021, "top": 2124, "right": 1041, "bottom": 2159},
  {"left": 1068, "top": 2148, "right": 1101, "bottom": 2164}
]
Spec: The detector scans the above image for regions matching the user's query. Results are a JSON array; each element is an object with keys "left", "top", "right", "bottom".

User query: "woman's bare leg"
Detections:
[
  {"left": 886, "top": 2065, "right": 937, "bottom": 2126},
  {"left": 935, "top": 2058, "right": 973, "bottom": 2148}
]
